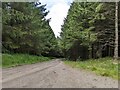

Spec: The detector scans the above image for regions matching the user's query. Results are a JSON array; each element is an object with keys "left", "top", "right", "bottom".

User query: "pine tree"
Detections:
[
  {"left": 2, "top": 2, "right": 58, "bottom": 57},
  {"left": 60, "top": 2, "right": 103, "bottom": 60}
]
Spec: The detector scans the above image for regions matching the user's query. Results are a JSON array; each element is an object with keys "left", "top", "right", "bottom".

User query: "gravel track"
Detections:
[{"left": 2, "top": 59, "right": 118, "bottom": 88}]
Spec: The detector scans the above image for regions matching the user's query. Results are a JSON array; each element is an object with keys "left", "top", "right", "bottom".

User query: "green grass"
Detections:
[
  {"left": 64, "top": 57, "right": 119, "bottom": 79},
  {"left": 2, "top": 53, "right": 51, "bottom": 68}
]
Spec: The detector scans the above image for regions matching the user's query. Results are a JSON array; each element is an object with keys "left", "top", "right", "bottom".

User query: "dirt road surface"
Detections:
[{"left": 2, "top": 59, "right": 118, "bottom": 88}]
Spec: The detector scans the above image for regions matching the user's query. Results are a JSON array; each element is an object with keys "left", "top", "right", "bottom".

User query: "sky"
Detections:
[{"left": 39, "top": 0, "right": 73, "bottom": 37}]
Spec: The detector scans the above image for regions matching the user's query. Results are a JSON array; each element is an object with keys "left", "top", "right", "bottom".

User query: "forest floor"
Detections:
[{"left": 2, "top": 59, "right": 118, "bottom": 88}]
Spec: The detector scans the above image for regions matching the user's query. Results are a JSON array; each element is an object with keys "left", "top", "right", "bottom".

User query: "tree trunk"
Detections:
[
  {"left": 114, "top": 1, "right": 118, "bottom": 60},
  {"left": 88, "top": 32, "right": 92, "bottom": 59}
]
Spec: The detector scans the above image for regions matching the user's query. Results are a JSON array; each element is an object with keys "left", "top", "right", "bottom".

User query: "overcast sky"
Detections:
[{"left": 39, "top": 0, "right": 73, "bottom": 37}]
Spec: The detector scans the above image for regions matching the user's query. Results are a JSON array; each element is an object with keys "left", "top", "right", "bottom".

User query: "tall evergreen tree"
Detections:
[
  {"left": 60, "top": 2, "right": 104, "bottom": 60},
  {"left": 2, "top": 2, "right": 58, "bottom": 57},
  {"left": 60, "top": 2, "right": 120, "bottom": 60}
]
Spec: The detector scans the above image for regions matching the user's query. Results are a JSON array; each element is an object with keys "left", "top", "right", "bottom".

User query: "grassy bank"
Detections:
[
  {"left": 64, "top": 57, "right": 118, "bottom": 79},
  {"left": 2, "top": 53, "right": 51, "bottom": 68}
]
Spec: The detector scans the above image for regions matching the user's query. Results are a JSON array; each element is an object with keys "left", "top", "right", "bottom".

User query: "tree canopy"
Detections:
[
  {"left": 2, "top": 2, "right": 60, "bottom": 57},
  {"left": 60, "top": 2, "right": 120, "bottom": 60}
]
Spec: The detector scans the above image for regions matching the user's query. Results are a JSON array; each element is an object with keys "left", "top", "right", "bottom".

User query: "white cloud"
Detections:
[
  {"left": 40, "top": 0, "right": 73, "bottom": 37},
  {"left": 46, "top": 3, "right": 70, "bottom": 37}
]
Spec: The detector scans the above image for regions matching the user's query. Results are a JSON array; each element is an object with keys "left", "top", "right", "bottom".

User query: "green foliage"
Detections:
[
  {"left": 60, "top": 2, "right": 120, "bottom": 60},
  {"left": 2, "top": 2, "right": 59, "bottom": 57},
  {"left": 60, "top": 2, "right": 104, "bottom": 60},
  {"left": 64, "top": 57, "right": 118, "bottom": 79},
  {"left": 2, "top": 53, "right": 50, "bottom": 68}
]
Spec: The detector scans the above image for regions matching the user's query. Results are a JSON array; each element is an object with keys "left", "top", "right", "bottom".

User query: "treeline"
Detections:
[
  {"left": 2, "top": 2, "right": 120, "bottom": 60},
  {"left": 60, "top": 2, "right": 120, "bottom": 60},
  {"left": 2, "top": 2, "right": 61, "bottom": 57}
]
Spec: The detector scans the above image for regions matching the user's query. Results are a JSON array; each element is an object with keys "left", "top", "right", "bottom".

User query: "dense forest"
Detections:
[
  {"left": 2, "top": 2, "right": 61, "bottom": 57},
  {"left": 2, "top": 2, "right": 119, "bottom": 85},
  {"left": 59, "top": 2, "right": 120, "bottom": 61},
  {"left": 2, "top": 2, "right": 120, "bottom": 61}
]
